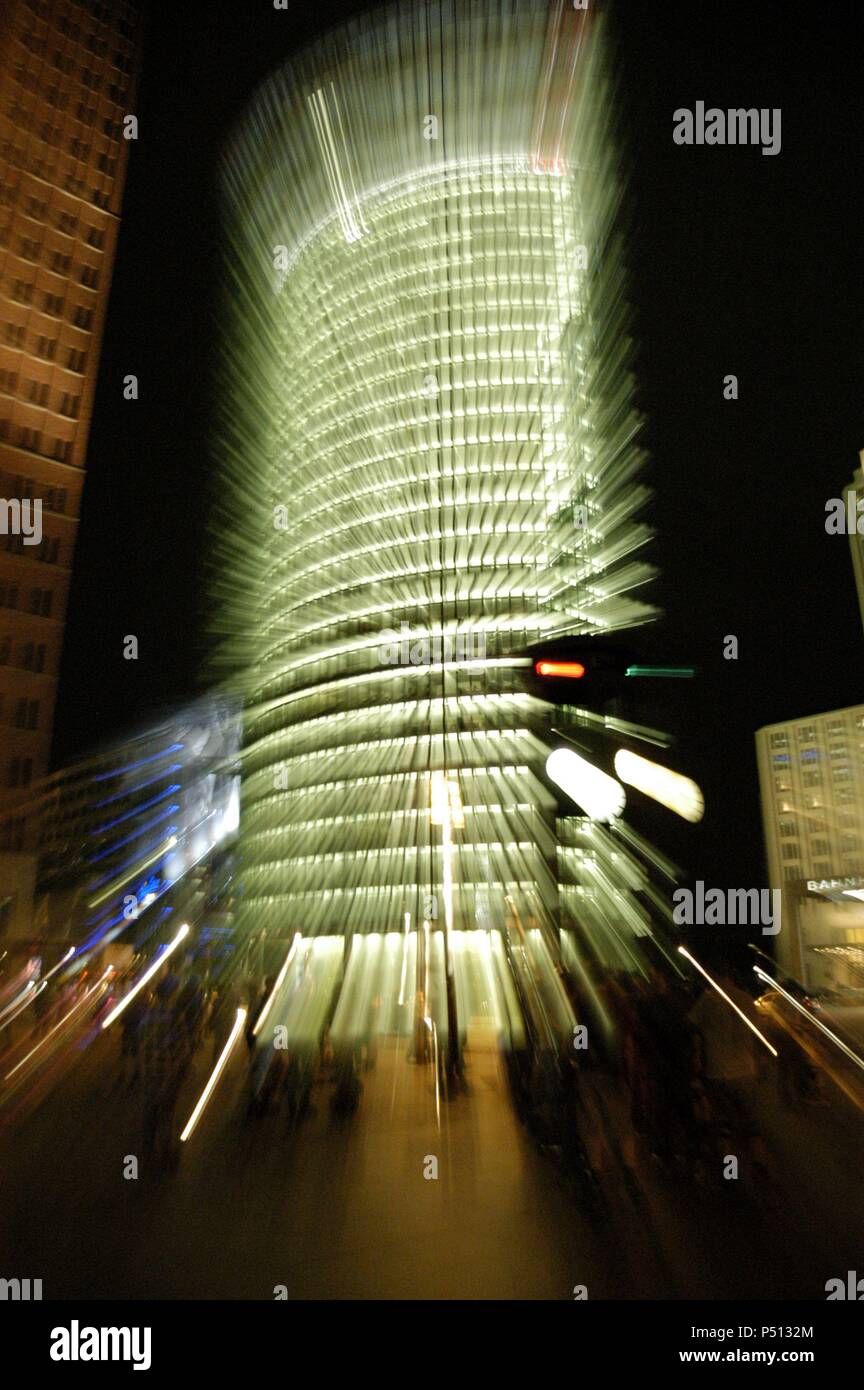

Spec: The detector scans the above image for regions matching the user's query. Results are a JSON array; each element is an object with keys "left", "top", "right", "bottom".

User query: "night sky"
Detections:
[{"left": 53, "top": 0, "right": 864, "bottom": 896}]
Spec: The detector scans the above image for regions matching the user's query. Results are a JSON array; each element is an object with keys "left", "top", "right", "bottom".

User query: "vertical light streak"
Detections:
[
  {"left": 253, "top": 933, "right": 301, "bottom": 1037},
  {"left": 180, "top": 1006, "right": 248, "bottom": 1142}
]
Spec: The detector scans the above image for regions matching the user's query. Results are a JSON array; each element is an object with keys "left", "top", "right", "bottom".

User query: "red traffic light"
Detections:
[{"left": 535, "top": 660, "right": 586, "bottom": 679}]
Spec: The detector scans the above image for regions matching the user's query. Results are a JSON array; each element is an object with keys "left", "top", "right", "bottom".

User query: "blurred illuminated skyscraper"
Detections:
[{"left": 216, "top": 1, "right": 661, "bottom": 971}]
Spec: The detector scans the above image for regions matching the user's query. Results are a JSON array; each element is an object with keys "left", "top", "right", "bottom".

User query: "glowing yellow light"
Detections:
[
  {"left": 546, "top": 747, "right": 625, "bottom": 822},
  {"left": 614, "top": 749, "right": 704, "bottom": 823}
]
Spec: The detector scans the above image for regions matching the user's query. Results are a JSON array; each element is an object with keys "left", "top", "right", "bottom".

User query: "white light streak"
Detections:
[
  {"left": 180, "top": 1007, "right": 247, "bottom": 1143},
  {"left": 614, "top": 749, "right": 704, "bottom": 823},
  {"left": 100, "top": 924, "right": 190, "bottom": 1032},
  {"left": 753, "top": 965, "right": 864, "bottom": 1074},
  {"left": 546, "top": 747, "right": 625, "bottom": 822},
  {"left": 678, "top": 947, "right": 777, "bottom": 1057}
]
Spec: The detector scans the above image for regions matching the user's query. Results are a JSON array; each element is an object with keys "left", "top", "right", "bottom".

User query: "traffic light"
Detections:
[
  {"left": 526, "top": 637, "right": 694, "bottom": 710},
  {"left": 526, "top": 637, "right": 634, "bottom": 710}
]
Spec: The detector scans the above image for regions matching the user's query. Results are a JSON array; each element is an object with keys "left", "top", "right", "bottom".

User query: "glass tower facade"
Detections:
[{"left": 217, "top": 1, "right": 657, "bottom": 968}]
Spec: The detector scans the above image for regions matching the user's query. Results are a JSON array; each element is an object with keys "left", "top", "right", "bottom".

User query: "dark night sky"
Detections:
[{"left": 54, "top": 0, "right": 864, "bottom": 894}]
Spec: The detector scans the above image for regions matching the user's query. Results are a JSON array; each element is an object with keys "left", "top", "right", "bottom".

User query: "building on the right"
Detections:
[{"left": 756, "top": 704, "right": 864, "bottom": 994}]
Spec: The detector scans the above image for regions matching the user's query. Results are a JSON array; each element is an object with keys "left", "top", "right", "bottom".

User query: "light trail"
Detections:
[
  {"left": 398, "top": 912, "right": 410, "bottom": 1007},
  {"left": 678, "top": 946, "right": 777, "bottom": 1057},
  {"left": 0, "top": 981, "right": 35, "bottom": 1030},
  {"left": 753, "top": 965, "right": 864, "bottom": 1074},
  {"left": 180, "top": 1007, "right": 247, "bottom": 1143},
  {"left": 100, "top": 923, "right": 190, "bottom": 1031},
  {"left": 614, "top": 749, "right": 704, "bottom": 823},
  {"left": 546, "top": 746, "right": 626, "bottom": 822},
  {"left": 4, "top": 969, "right": 112, "bottom": 1081},
  {"left": 0, "top": 947, "right": 77, "bottom": 1035},
  {"left": 252, "top": 934, "right": 301, "bottom": 1037}
]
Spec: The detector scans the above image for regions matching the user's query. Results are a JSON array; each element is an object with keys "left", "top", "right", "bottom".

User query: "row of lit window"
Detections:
[
  {"left": 8, "top": 89, "right": 121, "bottom": 137},
  {"left": 287, "top": 335, "right": 575, "bottom": 419},
  {"left": 0, "top": 143, "right": 115, "bottom": 212},
  {"left": 302, "top": 228, "right": 566, "bottom": 315},
  {"left": 4, "top": 107, "right": 119, "bottom": 172},
  {"left": 0, "top": 582, "right": 54, "bottom": 617},
  {"left": 0, "top": 696, "right": 40, "bottom": 730},
  {"left": 1, "top": 324, "right": 88, "bottom": 372},
  {"left": 0, "top": 374, "right": 80, "bottom": 418},
  {"left": 9, "top": 238, "right": 102, "bottom": 287},
  {"left": 1, "top": 475, "right": 68, "bottom": 512},
  {"left": 2, "top": 533, "right": 61, "bottom": 565},
  {"left": 770, "top": 719, "right": 864, "bottom": 746},
  {"left": 4, "top": 280, "right": 95, "bottom": 330},
  {"left": 772, "top": 748, "right": 857, "bottom": 764},
  {"left": 0, "top": 636, "right": 46, "bottom": 671},
  {"left": 15, "top": 26, "right": 133, "bottom": 73},
  {"left": 284, "top": 439, "right": 556, "bottom": 515},
  {"left": 0, "top": 187, "right": 106, "bottom": 247},
  {"left": 295, "top": 387, "right": 565, "bottom": 453},
  {"left": 0, "top": 420, "right": 72, "bottom": 464}
]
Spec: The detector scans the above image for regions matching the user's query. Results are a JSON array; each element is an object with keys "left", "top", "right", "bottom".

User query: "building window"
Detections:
[
  {"left": 14, "top": 698, "right": 38, "bottom": 730},
  {"left": 30, "top": 588, "right": 52, "bottom": 617},
  {"left": 18, "top": 427, "right": 41, "bottom": 452},
  {"left": 0, "top": 817, "right": 25, "bottom": 852},
  {"left": 781, "top": 842, "right": 800, "bottom": 860},
  {"left": 779, "top": 819, "right": 796, "bottom": 837},
  {"left": 27, "top": 380, "right": 49, "bottom": 407},
  {"left": 8, "top": 757, "right": 33, "bottom": 788},
  {"left": 21, "top": 642, "right": 45, "bottom": 673}
]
